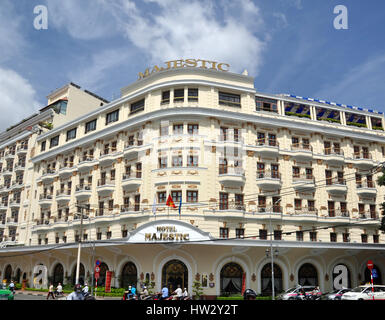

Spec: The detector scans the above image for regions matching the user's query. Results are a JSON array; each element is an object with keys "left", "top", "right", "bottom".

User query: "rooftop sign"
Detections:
[{"left": 138, "top": 59, "right": 230, "bottom": 80}]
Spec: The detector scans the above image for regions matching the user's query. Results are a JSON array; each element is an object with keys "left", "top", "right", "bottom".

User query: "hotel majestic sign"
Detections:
[
  {"left": 126, "top": 220, "right": 213, "bottom": 243},
  {"left": 138, "top": 59, "right": 230, "bottom": 79}
]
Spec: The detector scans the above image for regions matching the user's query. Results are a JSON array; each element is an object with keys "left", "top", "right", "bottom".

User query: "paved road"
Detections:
[{"left": 13, "top": 292, "right": 121, "bottom": 300}]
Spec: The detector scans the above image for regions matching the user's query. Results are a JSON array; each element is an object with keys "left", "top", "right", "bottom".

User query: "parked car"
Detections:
[
  {"left": 0, "top": 284, "right": 14, "bottom": 300},
  {"left": 322, "top": 288, "right": 351, "bottom": 300},
  {"left": 341, "top": 285, "right": 385, "bottom": 300},
  {"left": 277, "top": 286, "right": 321, "bottom": 300}
]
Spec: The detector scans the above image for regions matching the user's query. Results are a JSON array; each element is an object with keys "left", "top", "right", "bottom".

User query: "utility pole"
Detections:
[{"left": 75, "top": 205, "right": 85, "bottom": 285}]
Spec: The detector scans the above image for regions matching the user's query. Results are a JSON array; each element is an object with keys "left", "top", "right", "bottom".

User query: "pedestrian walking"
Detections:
[{"left": 47, "top": 283, "right": 55, "bottom": 300}]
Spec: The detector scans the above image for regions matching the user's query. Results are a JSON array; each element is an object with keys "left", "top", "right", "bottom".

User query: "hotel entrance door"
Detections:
[{"left": 162, "top": 259, "right": 188, "bottom": 293}]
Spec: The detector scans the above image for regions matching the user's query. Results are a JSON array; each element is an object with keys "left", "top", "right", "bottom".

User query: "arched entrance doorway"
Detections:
[
  {"left": 220, "top": 262, "right": 244, "bottom": 295},
  {"left": 53, "top": 263, "right": 64, "bottom": 286},
  {"left": 97, "top": 262, "right": 109, "bottom": 287},
  {"left": 15, "top": 268, "right": 22, "bottom": 283},
  {"left": 120, "top": 262, "right": 137, "bottom": 289},
  {"left": 4, "top": 265, "right": 12, "bottom": 282},
  {"left": 261, "top": 263, "right": 283, "bottom": 295},
  {"left": 298, "top": 263, "right": 318, "bottom": 286},
  {"left": 71, "top": 263, "right": 85, "bottom": 285},
  {"left": 364, "top": 265, "right": 382, "bottom": 285},
  {"left": 162, "top": 260, "right": 188, "bottom": 293}
]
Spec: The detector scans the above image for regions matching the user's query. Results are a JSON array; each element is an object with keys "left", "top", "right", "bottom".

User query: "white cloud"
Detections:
[
  {"left": 45, "top": 0, "right": 268, "bottom": 77},
  {"left": 0, "top": 68, "right": 40, "bottom": 131}
]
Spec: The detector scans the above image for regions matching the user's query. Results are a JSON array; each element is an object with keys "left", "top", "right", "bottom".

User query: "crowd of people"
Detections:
[{"left": 123, "top": 283, "right": 190, "bottom": 300}]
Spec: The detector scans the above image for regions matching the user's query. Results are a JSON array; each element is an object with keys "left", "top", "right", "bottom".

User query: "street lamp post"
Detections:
[
  {"left": 75, "top": 205, "right": 85, "bottom": 285},
  {"left": 267, "top": 198, "right": 281, "bottom": 300}
]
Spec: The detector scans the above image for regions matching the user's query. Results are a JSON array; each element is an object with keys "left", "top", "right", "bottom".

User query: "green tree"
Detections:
[{"left": 192, "top": 280, "right": 203, "bottom": 300}]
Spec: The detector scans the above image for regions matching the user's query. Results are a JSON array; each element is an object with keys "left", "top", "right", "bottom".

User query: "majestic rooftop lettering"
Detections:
[{"left": 138, "top": 59, "right": 230, "bottom": 80}]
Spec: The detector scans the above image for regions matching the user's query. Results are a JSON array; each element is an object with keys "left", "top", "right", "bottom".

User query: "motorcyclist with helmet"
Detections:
[
  {"left": 66, "top": 284, "right": 85, "bottom": 300},
  {"left": 243, "top": 288, "right": 257, "bottom": 300}
]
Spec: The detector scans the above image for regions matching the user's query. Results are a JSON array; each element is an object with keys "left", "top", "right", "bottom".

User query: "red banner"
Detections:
[
  {"left": 105, "top": 271, "right": 112, "bottom": 293},
  {"left": 241, "top": 272, "right": 246, "bottom": 295}
]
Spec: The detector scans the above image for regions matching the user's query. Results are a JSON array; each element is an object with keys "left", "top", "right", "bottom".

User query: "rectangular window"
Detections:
[
  {"left": 361, "top": 234, "right": 368, "bottom": 243},
  {"left": 187, "top": 155, "right": 198, "bottom": 167},
  {"left": 296, "top": 231, "right": 303, "bottom": 241},
  {"left": 188, "top": 124, "right": 199, "bottom": 135},
  {"left": 274, "top": 230, "right": 282, "bottom": 240},
  {"left": 219, "top": 227, "right": 229, "bottom": 239},
  {"left": 158, "top": 157, "right": 167, "bottom": 168},
  {"left": 161, "top": 90, "right": 170, "bottom": 104},
  {"left": 188, "top": 88, "right": 198, "bottom": 102},
  {"left": 236, "top": 228, "right": 245, "bottom": 239},
  {"left": 136, "top": 163, "right": 142, "bottom": 178},
  {"left": 158, "top": 192, "right": 167, "bottom": 203},
  {"left": 373, "top": 234, "right": 379, "bottom": 243},
  {"left": 106, "top": 109, "right": 119, "bottom": 125},
  {"left": 219, "top": 192, "right": 228, "bottom": 210},
  {"left": 259, "top": 229, "right": 267, "bottom": 240},
  {"left": 66, "top": 128, "right": 77, "bottom": 141},
  {"left": 310, "top": 232, "right": 317, "bottom": 242},
  {"left": 130, "top": 99, "right": 145, "bottom": 114},
  {"left": 85, "top": 119, "right": 97, "bottom": 133},
  {"left": 343, "top": 233, "right": 350, "bottom": 243},
  {"left": 174, "top": 89, "right": 184, "bottom": 102},
  {"left": 50, "top": 136, "right": 59, "bottom": 148},
  {"left": 171, "top": 190, "right": 182, "bottom": 203},
  {"left": 330, "top": 233, "right": 337, "bottom": 242},
  {"left": 172, "top": 155, "right": 183, "bottom": 167},
  {"left": 187, "top": 191, "right": 198, "bottom": 203},
  {"left": 255, "top": 97, "right": 278, "bottom": 113},
  {"left": 134, "top": 194, "right": 140, "bottom": 211},
  {"left": 173, "top": 124, "right": 184, "bottom": 135},
  {"left": 219, "top": 91, "right": 241, "bottom": 108},
  {"left": 160, "top": 125, "right": 169, "bottom": 136}
]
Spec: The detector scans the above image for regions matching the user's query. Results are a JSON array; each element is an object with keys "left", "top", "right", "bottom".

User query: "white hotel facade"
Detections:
[{"left": 0, "top": 62, "right": 384, "bottom": 297}]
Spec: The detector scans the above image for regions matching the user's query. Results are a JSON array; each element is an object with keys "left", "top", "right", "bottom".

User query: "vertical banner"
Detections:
[
  {"left": 241, "top": 272, "right": 246, "bottom": 295},
  {"left": 105, "top": 271, "right": 112, "bottom": 293}
]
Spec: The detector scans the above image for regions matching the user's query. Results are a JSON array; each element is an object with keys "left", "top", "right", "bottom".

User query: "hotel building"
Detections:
[{"left": 0, "top": 62, "right": 384, "bottom": 297}]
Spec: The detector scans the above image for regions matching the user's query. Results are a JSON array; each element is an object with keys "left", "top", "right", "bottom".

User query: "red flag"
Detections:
[
  {"left": 166, "top": 194, "right": 176, "bottom": 208},
  {"left": 241, "top": 272, "right": 246, "bottom": 295}
]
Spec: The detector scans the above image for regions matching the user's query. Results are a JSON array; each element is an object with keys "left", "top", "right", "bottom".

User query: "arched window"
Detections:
[
  {"left": 4, "top": 265, "right": 12, "bottom": 282},
  {"left": 53, "top": 263, "right": 64, "bottom": 286},
  {"left": 15, "top": 268, "right": 22, "bottom": 283},
  {"left": 120, "top": 262, "right": 137, "bottom": 289},
  {"left": 220, "top": 262, "right": 244, "bottom": 295},
  {"left": 162, "top": 260, "right": 188, "bottom": 294},
  {"left": 298, "top": 263, "right": 318, "bottom": 286},
  {"left": 261, "top": 263, "right": 283, "bottom": 295}
]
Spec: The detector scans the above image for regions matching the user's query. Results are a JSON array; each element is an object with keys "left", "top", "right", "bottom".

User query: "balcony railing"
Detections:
[
  {"left": 120, "top": 205, "right": 141, "bottom": 212},
  {"left": 324, "top": 148, "right": 344, "bottom": 156},
  {"left": 218, "top": 166, "right": 245, "bottom": 175},
  {"left": 327, "top": 209, "right": 350, "bottom": 218},
  {"left": 354, "top": 152, "right": 372, "bottom": 160},
  {"left": 39, "top": 194, "right": 53, "bottom": 200},
  {"left": 217, "top": 203, "right": 246, "bottom": 211},
  {"left": 76, "top": 184, "right": 92, "bottom": 192},
  {"left": 124, "top": 140, "right": 143, "bottom": 148},
  {"left": 97, "top": 178, "right": 116, "bottom": 186},
  {"left": 292, "top": 173, "right": 315, "bottom": 182},
  {"left": 56, "top": 189, "right": 71, "bottom": 196},
  {"left": 256, "top": 138, "right": 279, "bottom": 147},
  {"left": 356, "top": 181, "right": 376, "bottom": 189},
  {"left": 326, "top": 177, "right": 346, "bottom": 185},
  {"left": 291, "top": 143, "right": 313, "bottom": 152},
  {"left": 359, "top": 210, "right": 379, "bottom": 219},
  {"left": 293, "top": 207, "right": 318, "bottom": 215},
  {"left": 256, "top": 205, "right": 283, "bottom": 213},
  {"left": 256, "top": 170, "right": 281, "bottom": 179}
]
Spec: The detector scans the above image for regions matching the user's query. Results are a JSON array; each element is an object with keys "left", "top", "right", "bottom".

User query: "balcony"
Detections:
[
  {"left": 9, "top": 199, "right": 21, "bottom": 208},
  {"left": 292, "top": 174, "right": 316, "bottom": 191},
  {"left": 324, "top": 148, "right": 345, "bottom": 165},
  {"left": 6, "top": 217, "right": 18, "bottom": 227},
  {"left": 290, "top": 207, "right": 318, "bottom": 222},
  {"left": 56, "top": 190, "right": 71, "bottom": 204},
  {"left": 290, "top": 143, "right": 313, "bottom": 160},
  {"left": 256, "top": 170, "right": 282, "bottom": 190},
  {"left": 351, "top": 152, "right": 375, "bottom": 169},
  {"left": 16, "top": 145, "right": 28, "bottom": 155},
  {"left": 93, "top": 209, "right": 116, "bottom": 223},
  {"left": 38, "top": 194, "right": 53, "bottom": 207},
  {"left": 356, "top": 181, "right": 377, "bottom": 197},
  {"left": 77, "top": 156, "right": 98, "bottom": 172},
  {"left": 75, "top": 184, "right": 92, "bottom": 200},
  {"left": 2, "top": 168, "right": 13, "bottom": 177},
  {"left": 11, "top": 180, "right": 24, "bottom": 191},
  {"left": 58, "top": 164, "right": 76, "bottom": 178},
  {"left": 120, "top": 205, "right": 141, "bottom": 215},
  {"left": 122, "top": 173, "right": 142, "bottom": 191},
  {"left": 218, "top": 167, "right": 246, "bottom": 188},
  {"left": 97, "top": 178, "right": 115, "bottom": 195},
  {"left": 358, "top": 210, "right": 379, "bottom": 220},
  {"left": 0, "top": 185, "right": 11, "bottom": 194},
  {"left": 254, "top": 139, "right": 280, "bottom": 157},
  {"left": 4, "top": 151, "right": 15, "bottom": 160},
  {"left": 123, "top": 140, "right": 145, "bottom": 159},
  {"left": 0, "top": 202, "right": 8, "bottom": 211},
  {"left": 99, "top": 148, "right": 122, "bottom": 165},
  {"left": 41, "top": 169, "right": 57, "bottom": 183},
  {"left": 326, "top": 209, "right": 350, "bottom": 219},
  {"left": 325, "top": 178, "right": 347, "bottom": 195},
  {"left": 14, "top": 163, "right": 26, "bottom": 173}
]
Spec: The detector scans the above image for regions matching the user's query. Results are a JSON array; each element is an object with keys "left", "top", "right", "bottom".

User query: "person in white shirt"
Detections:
[
  {"left": 172, "top": 285, "right": 183, "bottom": 300},
  {"left": 183, "top": 288, "right": 189, "bottom": 299},
  {"left": 55, "top": 283, "right": 63, "bottom": 296}
]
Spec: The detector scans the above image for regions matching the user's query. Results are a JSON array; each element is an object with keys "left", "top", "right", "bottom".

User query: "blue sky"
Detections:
[{"left": 0, "top": 0, "right": 385, "bottom": 131}]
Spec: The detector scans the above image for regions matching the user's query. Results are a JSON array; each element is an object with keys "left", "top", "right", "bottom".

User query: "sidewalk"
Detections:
[{"left": 15, "top": 290, "right": 120, "bottom": 300}]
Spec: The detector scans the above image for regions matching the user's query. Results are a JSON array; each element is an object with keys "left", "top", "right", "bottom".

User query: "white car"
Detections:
[{"left": 341, "top": 285, "right": 385, "bottom": 300}]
